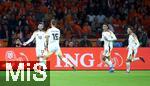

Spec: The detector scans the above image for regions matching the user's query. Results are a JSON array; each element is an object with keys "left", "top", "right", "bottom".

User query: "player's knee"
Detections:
[
  {"left": 106, "top": 56, "right": 110, "bottom": 60},
  {"left": 102, "top": 56, "right": 106, "bottom": 61}
]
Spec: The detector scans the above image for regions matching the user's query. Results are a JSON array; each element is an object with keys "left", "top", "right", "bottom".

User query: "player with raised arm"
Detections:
[
  {"left": 126, "top": 26, "right": 145, "bottom": 73},
  {"left": 99, "top": 23, "right": 117, "bottom": 72},
  {"left": 23, "top": 23, "right": 46, "bottom": 64},
  {"left": 44, "top": 19, "right": 76, "bottom": 70}
]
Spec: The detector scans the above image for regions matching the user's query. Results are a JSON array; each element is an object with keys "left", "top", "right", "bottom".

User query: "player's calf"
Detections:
[
  {"left": 102, "top": 56, "right": 106, "bottom": 61},
  {"left": 102, "top": 56, "right": 114, "bottom": 72},
  {"left": 126, "top": 59, "right": 131, "bottom": 73}
]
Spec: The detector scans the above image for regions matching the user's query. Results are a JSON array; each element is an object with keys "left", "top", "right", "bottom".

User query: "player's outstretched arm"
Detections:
[
  {"left": 111, "top": 32, "right": 117, "bottom": 41},
  {"left": 23, "top": 32, "right": 36, "bottom": 46}
]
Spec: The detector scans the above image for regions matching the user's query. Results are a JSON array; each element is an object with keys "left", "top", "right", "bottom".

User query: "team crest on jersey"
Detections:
[{"left": 37, "top": 34, "right": 42, "bottom": 39}]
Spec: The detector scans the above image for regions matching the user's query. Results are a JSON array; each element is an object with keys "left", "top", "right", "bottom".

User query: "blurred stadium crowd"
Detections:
[{"left": 0, "top": 0, "right": 150, "bottom": 47}]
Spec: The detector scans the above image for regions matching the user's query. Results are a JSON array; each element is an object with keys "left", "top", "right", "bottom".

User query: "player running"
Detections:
[
  {"left": 99, "top": 23, "right": 117, "bottom": 72},
  {"left": 126, "top": 26, "right": 145, "bottom": 73},
  {"left": 44, "top": 19, "right": 76, "bottom": 70},
  {"left": 23, "top": 23, "right": 46, "bottom": 63}
]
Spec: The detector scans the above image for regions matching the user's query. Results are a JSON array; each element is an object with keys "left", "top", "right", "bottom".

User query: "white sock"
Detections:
[
  {"left": 132, "top": 57, "right": 140, "bottom": 62},
  {"left": 39, "top": 57, "right": 46, "bottom": 65},
  {"left": 126, "top": 62, "right": 130, "bottom": 72},
  {"left": 105, "top": 59, "right": 113, "bottom": 67},
  {"left": 62, "top": 57, "right": 73, "bottom": 67}
]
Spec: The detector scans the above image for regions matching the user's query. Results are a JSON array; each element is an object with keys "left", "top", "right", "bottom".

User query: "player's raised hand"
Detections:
[{"left": 23, "top": 42, "right": 27, "bottom": 46}]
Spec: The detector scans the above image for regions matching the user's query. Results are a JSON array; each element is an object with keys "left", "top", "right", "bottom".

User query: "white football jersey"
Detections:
[
  {"left": 25, "top": 30, "right": 46, "bottom": 49},
  {"left": 46, "top": 27, "right": 60, "bottom": 46},
  {"left": 128, "top": 33, "right": 140, "bottom": 49},
  {"left": 101, "top": 30, "right": 117, "bottom": 49}
]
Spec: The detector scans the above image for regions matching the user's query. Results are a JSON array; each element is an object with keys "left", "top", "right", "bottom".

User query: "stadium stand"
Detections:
[{"left": 0, "top": 0, "right": 149, "bottom": 47}]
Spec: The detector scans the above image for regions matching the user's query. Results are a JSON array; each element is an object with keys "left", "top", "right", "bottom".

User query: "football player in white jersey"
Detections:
[
  {"left": 44, "top": 19, "right": 76, "bottom": 70},
  {"left": 99, "top": 23, "right": 117, "bottom": 72},
  {"left": 126, "top": 26, "right": 145, "bottom": 73},
  {"left": 23, "top": 23, "right": 46, "bottom": 63}
]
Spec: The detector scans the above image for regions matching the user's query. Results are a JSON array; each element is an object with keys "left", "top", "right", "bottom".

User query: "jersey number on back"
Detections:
[{"left": 52, "top": 33, "right": 58, "bottom": 40}]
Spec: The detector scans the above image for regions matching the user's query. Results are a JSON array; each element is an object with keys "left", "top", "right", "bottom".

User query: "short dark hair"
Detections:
[
  {"left": 51, "top": 19, "right": 57, "bottom": 27},
  {"left": 103, "top": 23, "right": 109, "bottom": 29},
  {"left": 128, "top": 26, "right": 134, "bottom": 31}
]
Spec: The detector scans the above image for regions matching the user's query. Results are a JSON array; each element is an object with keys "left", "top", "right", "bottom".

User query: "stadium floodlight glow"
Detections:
[{"left": 6, "top": 62, "right": 47, "bottom": 81}]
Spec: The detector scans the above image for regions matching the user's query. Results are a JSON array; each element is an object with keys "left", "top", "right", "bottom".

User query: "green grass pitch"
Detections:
[{"left": 0, "top": 71, "right": 150, "bottom": 86}]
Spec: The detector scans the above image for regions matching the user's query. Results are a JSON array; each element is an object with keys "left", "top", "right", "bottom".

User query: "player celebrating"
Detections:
[
  {"left": 23, "top": 23, "right": 46, "bottom": 63},
  {"left": 126, "top": 26, "right": 145, "bottom": 73},
  {"left": 44, "top": 19, "right": 76, "bottom": 70},
  {"left": 99, "top": 23, "right": 117, "bottom": 72}
]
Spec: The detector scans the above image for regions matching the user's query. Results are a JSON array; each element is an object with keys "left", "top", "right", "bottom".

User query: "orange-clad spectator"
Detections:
[
  {"left": 18, "top": 3, "right": 26, "bottom": 17},
  {"left": 3, "top": 1, "right": 12, "bottom": 12},
  {"left": 83, "top": 0, "right": 89, "bottom": 4},
  {"left": 72, "top": 0, "right": 78, "bottom": 3},
  {"left": 63, "top": 6, "right": 68, "bottom": 14},
  {"left": 65, "top": 11, "right": 73, "bottom": 24},
  {"left": 25, "top": 2, "right": 33, "bottom": 11},
  {"left": 15, "top": 15, "right": 20, "bottom": 20},
  {"left": 128, "top": 11, "right": 137, "bottom": 18},
  {"left": 59, "top": 3, "right": 65, "bottom": 13},
  {"left": 143, "top": 0, "right": 150, "bottom": 6},
  {"left": 19, "top": 7, "right": 26, "bottom": 16},
  {"left": 15, "top": 1, "right": 20, "bottom": 8},
  {"left": 26, "top": 16, "right": 37, "bottom": 30},
  {"left": 71, "top": 22, "right": 82, "bottom": 37},
  {"left": 122, "top": 19, "right": 127, "bottom": 26},
  {"left": 58, "top": 19, "right": 65, "bottom": 30},
  {"left": 71, "top": 6, "right": 78, "bottom": 14},
  {"left": 112, "top": 15, "right": 122, "bottom": 27},
  {"left": 78, "top": 0, "right": 87, "bottom": 12},
  {"left": 82, "top": 22, "right": 91, "bottom": 35},
  {"left": 112, "top": 15, "right": 123, "bottom": 33},
  {"left": 128, "top": 9, "right": 138, "bottom": 21},
  {"left": 66, "top": 1, "right": 72, "bottom": 9},
  {"left": 54, "top": 1, "right": 61, "bottom": 9},
  {"left": 60, "top": 2, "right": 64, "bottom": 8},
  {"left": 142, "top": 15, "right": 150, "bottom": 29},
  {"left": 137, "top": 13, "right": 143, "bottom": 21},
  {"left": 0, "top": 4, "right": 3, "bottom": 14},
  {"left": 40, "top": 4, "right": 49, "bottom": 14},
  {"left": 64, "top": 24, "right": 73, "bottom": 39},
  {"left": 76, "top": 1, "right": 82, "bottom": 9},
  {"left": 37, "top": 0, "right": 43, "bottom": 3}
]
